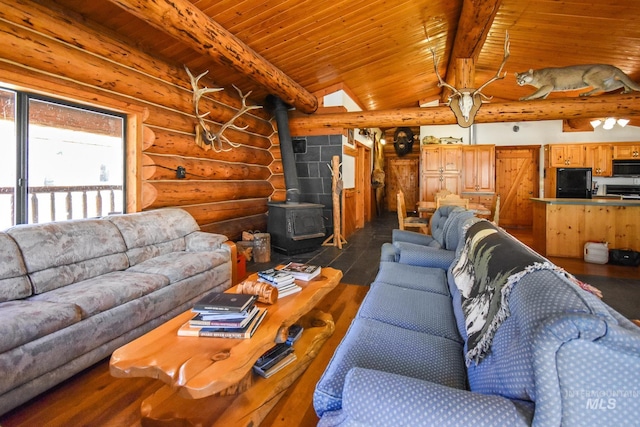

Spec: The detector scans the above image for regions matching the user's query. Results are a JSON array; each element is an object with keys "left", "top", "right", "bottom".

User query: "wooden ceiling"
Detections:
[{"left": 49, "top": 0, "right": 640, "bottom": 114}]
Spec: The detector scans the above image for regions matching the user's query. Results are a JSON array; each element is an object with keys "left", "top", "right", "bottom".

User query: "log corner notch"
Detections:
[{"left": 106, "top": 0, "right": 318, "bottom": 114}]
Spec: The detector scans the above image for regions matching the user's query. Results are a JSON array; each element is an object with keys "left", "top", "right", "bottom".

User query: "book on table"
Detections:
[
  {"left": 189, "top": 305, "right": 260, "bottom": 328},
  {"left": 177, "top": 308, "right": 267, "bottom": 339},
  {"left": 277, "top": 262, "right": 321, "bottom": 281},
  {"left": 253, "top": 353, "right": 297, "bottom": 378},
  {"left": 193, "top": 292, "right": 257, "bottom": 312},
  {"left": 257, "top": 268, "right": 295, "bottom": 285}
]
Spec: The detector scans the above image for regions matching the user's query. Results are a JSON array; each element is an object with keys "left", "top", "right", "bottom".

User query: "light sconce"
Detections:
[
  {"left": 590, "top": 118, "right": 629, "bottom": 130},
  {"left": 380, "top": 138, "right": 386, "bottom": 145}
]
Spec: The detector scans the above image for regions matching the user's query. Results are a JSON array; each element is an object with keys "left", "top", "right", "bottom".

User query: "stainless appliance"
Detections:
[
  {"left": 612, "top": 160, "right": 640, "bottom": 177},
  {"left": 556, "top": 167, "right": 592, "bottom": 199},
  {"left": 605, "top": 184, "right": 640, "bottom": 200}
]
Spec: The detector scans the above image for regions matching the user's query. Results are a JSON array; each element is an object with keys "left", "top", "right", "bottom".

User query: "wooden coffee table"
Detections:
[{"left": 109, "top": 267, "right": 342, "bottom": 427}]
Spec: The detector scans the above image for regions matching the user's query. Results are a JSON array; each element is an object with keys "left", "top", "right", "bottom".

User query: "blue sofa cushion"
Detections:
[
  {"left": 395, "top": 242, "right": 456, "bottom": 269},
  {"left": 374, "top": 262, "right": 449, "bottom": 295},
  {"left": 359, "top": 283, "right": 462, "bottom": 342},
  {"left": 314, "top": 318, "right": 466, "bottom": 416}
]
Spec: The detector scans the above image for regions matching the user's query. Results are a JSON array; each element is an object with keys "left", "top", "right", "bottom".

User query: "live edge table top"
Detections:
[{"left": 109, "top": 267, "right": 342, "bottom": 400}]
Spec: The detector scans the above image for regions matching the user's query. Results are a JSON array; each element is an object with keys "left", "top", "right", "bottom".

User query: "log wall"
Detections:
[{"left": 0, "top": 0, "right": 279, "bottom": 240}]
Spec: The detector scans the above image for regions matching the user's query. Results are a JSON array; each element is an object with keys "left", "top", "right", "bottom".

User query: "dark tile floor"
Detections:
[{"left": 246, "top": 212, "right": 397, "bottom": 286}]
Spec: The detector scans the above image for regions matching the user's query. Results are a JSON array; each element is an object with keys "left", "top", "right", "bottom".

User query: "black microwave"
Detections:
[{"left": 612, "top": 160, "right": 640, "bottom": 177}]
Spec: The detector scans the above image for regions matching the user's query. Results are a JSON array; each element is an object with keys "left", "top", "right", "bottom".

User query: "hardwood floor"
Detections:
[{"left": 0, "top": 220, "right": 637, "bottom": 427}]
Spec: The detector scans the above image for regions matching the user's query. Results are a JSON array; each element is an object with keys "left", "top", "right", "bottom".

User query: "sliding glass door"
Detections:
[{"left": 0, "top": 87, "right": 125, "bottom": 229}]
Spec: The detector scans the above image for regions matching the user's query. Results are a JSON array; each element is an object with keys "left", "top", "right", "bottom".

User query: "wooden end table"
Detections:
[{"left": 109, "top": 267, "right": 342, "bottom": 427}]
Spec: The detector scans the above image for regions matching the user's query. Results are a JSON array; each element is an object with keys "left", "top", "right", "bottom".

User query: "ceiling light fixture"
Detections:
[{"left": 590, "top": 117, "right": 629, "bottom": 130}]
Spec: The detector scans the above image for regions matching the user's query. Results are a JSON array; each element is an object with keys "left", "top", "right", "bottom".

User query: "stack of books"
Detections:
[
  {"left": 257, "top": 268, "right": 302, "bottom": 297},
  {"left": 278, "top": 262, "right": 321, "bottom": 281},
  {"left": 253, "top": 324, "right": 304, "bottom": 378},
  {"left": 177, "top": 293, "right": 267, "bottom": 339}
]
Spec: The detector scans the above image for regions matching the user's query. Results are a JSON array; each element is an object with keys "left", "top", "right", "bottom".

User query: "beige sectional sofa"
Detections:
[{"left": 0, "top": 208, "right": 233, "bottom": 415}]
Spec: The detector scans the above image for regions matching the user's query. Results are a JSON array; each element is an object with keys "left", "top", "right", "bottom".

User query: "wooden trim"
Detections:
[
  {"left": 343, "top": 145, "right": 358, "bottom": 157},
  {"left": 289, "top": 93, "right": 640, "bottom": 129}
]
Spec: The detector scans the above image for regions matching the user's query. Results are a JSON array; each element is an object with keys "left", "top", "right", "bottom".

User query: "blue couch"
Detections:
[{"left": 314, "top": 215, "right": 640, "bottom": 426}]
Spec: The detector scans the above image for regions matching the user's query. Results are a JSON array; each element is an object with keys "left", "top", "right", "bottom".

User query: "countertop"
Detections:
[{"left": 531, "top": 198, "right": 640, "bottom": 206}]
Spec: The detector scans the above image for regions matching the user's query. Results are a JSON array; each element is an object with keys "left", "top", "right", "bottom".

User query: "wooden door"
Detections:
[
  {"left": 586, "top": 144, "right": 613, "bottom": 177},
  {"left": 355, "top": 143, "right": 372, "bottom": 228},
  {"left": 387, "top": 158, "right": 419, "bottom": 212},
  {"left": 496, "top": 146, "right": 540, "bottom": 228}
]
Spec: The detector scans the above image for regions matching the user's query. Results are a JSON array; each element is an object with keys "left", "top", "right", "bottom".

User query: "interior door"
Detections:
[
  {"left": 496, "top": 146, "right": 540, "bottom": 227},
  {"left": 387, "top": 158, "right": 419, "bottom": 212}
]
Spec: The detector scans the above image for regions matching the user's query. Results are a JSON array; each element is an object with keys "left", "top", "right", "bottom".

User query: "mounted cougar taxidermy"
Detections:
[
  {"left": 393, "top": 127, "right": 414, "bottom": 157},
  {"left": 515, "top": 64, "right": 640, "bottom": 100},
  {"left": 431, "top": 32, "right": 510, "bottom": 128}
]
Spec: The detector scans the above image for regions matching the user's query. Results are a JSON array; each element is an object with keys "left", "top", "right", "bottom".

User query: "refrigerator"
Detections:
[{"left": 556, "top": 167, "right": 592, "bottom": 199}]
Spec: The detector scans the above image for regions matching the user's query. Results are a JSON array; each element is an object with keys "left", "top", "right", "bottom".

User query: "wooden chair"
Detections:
[
  {"left": 492, "top": 195, "right": 501, "bottom": 226},
  {"left": 435, "top": 193, "right": 469, "bottom": 210},
  {"left": 397, "top": 190, "right": 429, "bottom": 234},
  {"left": 434, "top": 189, "right": 452, "bottom": 201}
]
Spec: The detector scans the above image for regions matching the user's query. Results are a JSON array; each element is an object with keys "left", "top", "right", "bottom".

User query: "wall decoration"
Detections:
[
  {"left": 431, "top": 32, "right": 510, "bottom": 128},
  {"left": 393, "top": 127, "right": 414, "bottom": 156},
  {"left": 185, "top": 66, "right": 261, "bottom": 152},
  {"left": 515, "top": 64, "right": 640, "bottom": 100}
]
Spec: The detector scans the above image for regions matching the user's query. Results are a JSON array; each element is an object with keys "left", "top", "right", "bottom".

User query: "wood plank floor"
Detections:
[{"left": 0, "top": 222, "right": 637, "bottom": 427}]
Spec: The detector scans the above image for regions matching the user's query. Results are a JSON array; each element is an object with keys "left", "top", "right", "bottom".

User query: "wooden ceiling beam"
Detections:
[
  {"left": 105, "top": 0, "right": 318, "bottom": 114},
  {"left": 289, "top": 94, "right": 640, "bottom": 131},
  {"left": 440, "top": 0, "right": 503, "bottom": 102}
]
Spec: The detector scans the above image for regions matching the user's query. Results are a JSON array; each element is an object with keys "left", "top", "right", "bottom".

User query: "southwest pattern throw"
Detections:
[{"left": 452, "top": 220, "right": 561, "bottom": 365}]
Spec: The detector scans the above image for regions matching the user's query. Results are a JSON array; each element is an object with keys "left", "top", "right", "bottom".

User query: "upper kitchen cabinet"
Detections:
[
  {"left": 548, "top": 144, "right": 586, "bottom": 167},
  {"left": 613, "top": 143, "right": 640, "bottom": 159},
  {"left": 585, "top": 144, "right": 613, "bottom": 177}
]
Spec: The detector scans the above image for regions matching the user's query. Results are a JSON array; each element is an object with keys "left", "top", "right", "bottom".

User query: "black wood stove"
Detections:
[{"left": 267, "top": 96, "right": 326, "bottom": 254}]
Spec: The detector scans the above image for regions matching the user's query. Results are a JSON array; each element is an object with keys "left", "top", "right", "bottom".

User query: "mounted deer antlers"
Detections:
[
  {"left": 431, "top": 32, "right": 510, "bottom": 128},
  {"left": 185, "top": 66, "right": 262, "bottom": 152}
]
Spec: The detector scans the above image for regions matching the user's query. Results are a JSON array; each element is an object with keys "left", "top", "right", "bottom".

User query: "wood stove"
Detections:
[{"left": 267, "top": 96, "right": 326, "bottom": 254}]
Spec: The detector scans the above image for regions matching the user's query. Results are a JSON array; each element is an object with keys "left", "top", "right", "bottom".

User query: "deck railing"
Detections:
[{"left": 0, "top": 185, "right": 123, "bottom": 225}]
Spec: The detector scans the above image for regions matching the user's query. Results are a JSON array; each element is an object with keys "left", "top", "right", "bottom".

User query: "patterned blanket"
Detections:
[{"left": 451, "top": 220, "right": 563, "bottom": 365}]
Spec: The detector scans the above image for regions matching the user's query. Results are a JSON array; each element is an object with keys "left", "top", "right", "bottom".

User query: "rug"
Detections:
[{"left": 575, "top": 274, "right": 640, "bottom": 320}]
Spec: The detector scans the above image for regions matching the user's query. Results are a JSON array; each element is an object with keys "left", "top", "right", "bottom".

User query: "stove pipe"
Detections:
[{"left": 269, "top": 96, "right": 300, "bottom": 203}]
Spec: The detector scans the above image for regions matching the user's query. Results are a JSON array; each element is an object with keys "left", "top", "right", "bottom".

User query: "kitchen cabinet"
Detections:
[
  {"left": 585, "top": 144, "right": 613, "bottom": 176},
  {"left": 548, "top": 144, "right": 586, "bottom": 167},
  {"left": 419, "top": 145, "right": 462, "bottom": 201},
  {"left": 462, "top": 145, "right": 495, "bottom": 193},
  {"left": 613, "top": 143, "right": 640, "bottom": 159}
]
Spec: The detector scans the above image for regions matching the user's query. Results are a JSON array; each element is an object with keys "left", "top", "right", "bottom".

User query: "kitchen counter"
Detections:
[
  {"left": 531, "top": 197, "right": 640, "bottom": 206},
  {"left": 531, "top": 198, "right": 640, "bottom": 258}
]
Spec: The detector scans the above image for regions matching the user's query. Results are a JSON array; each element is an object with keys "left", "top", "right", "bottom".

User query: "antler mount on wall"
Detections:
[
  {"left": 431, "top": 33, "right": 510, "bottom": 128},
  {"left": 185, "top": 66, "right": 262, "bottom": 152}
]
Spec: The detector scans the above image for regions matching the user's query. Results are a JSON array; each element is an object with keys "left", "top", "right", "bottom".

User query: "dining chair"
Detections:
[
  {"left": 435, "top": 193, "right": 469, "bottom": 210},
  {"left": 396, "top": 190, "right": 429, "bottom": 234},
  {"left": 492, "top": 194, "right": 501, "bottom": 225}
]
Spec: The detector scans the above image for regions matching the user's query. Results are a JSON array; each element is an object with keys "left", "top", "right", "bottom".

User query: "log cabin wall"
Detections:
[{"left": 0, "top": 0, "right": 276, "bottom": 241}]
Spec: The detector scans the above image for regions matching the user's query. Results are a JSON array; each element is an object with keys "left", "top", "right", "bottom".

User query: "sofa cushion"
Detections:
[
  {"left": 0, "top": 233, "right": 31, "bottom": 302},
  {"left": 7, "top": 219, "right": 129, "bottom": 294},
  {"left": 126, "top": 251, "right": 228, "bottom": 284},
  {"left": 28, "top": 271, "right": 169, "bottom": 318},
  {"left": 314, "top": 318, "right": 466, "bottom": 416},
  {"left": 374, "top": 262, "right": 449, "bottom": 295},
  {"left": 0, "top": 300, "right": 81, "bottom": 353},
  {"left": 360, "top": 283, "right": 462, "bottom": 342},
  {"left": 106, "top": 208, "right": 200, "bottom": 266}
]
